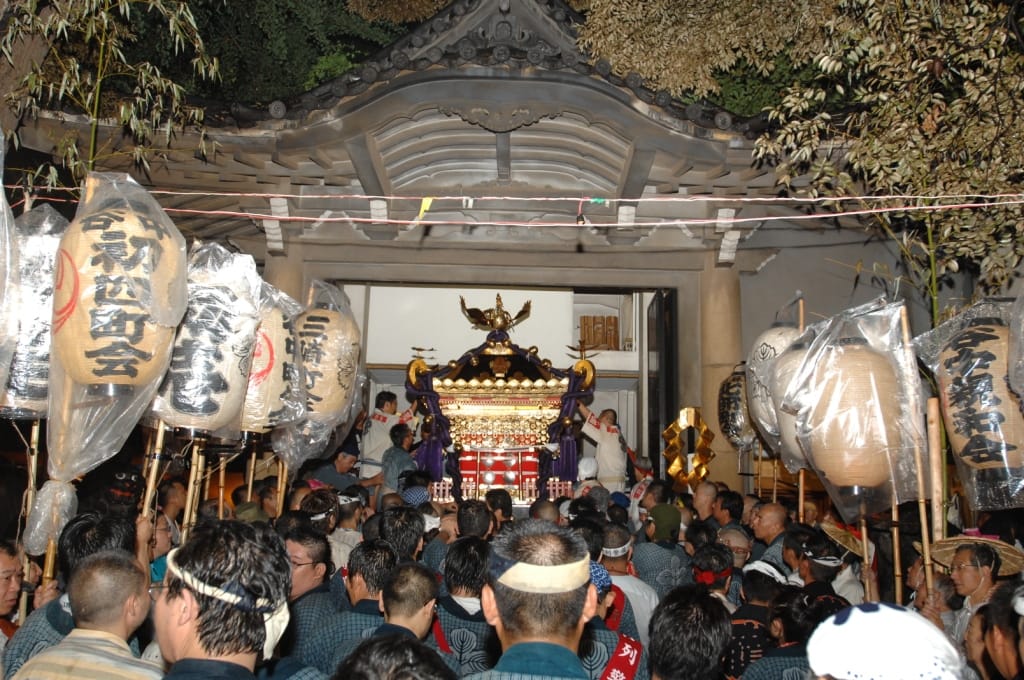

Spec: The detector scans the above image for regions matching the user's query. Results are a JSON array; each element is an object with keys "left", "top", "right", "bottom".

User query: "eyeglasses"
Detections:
[
  {"left": 950, "top": 562, "right": 979, "bottom": 572},
  {"left": 148, "top": 584, "right": 168, "bottom": 602},
  {"left": 0, "top": 570, "right": 24, "bottom": 588},
  {"left": 290, "top": 560, "right": 316, "bottom": 569}
]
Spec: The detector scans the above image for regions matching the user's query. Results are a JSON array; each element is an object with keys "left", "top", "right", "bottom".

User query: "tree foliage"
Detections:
[
  {"left": 1, "top": 0, "right": 218, "bottom": 178},
  {"left": 753, "top": 0, "right": 1024, "bottom": 318},
  {"left": 164, "top": 0, "right": 402, "bottom": 102}
]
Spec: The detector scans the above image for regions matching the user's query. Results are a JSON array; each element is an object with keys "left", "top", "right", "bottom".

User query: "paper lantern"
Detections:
[
  {"left": 770, "top": 342, "right": 810, "bottom": 472},
  {"left": 1, "top": 205, "right": 67, "bottom": 417},
  {"left": 52, "top": 178, "right": 185, "bottom": 389},
  {"left": 298, "top": 304, "right": 361, "bottom": 423},
  {"left": 747, "top": 323, "right": 801, "bottom": 441},
  {"left": 937, "top": 318, "right": 1024, "bottom": 472},
  {"left": 241, "top": 304, "right": 300, "bottom": 433},
  {"left": 803, "top": 338, "right": 900, "bottom": 489},
  {"left": 717, "top": 364, "right": 755, "bottom": 451}
]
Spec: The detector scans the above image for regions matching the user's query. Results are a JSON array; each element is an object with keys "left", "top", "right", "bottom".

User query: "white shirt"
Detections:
[
  {"left": 610, "top": 573, "right": 659, "bottom": 647},
  {"left": 580, "top": 414, "right": 627, "bottom": 491}
]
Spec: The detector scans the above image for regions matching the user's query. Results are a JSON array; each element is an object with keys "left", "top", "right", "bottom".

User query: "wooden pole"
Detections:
[
  {"left": 927, "top": 398, "right": 945, "bottom": 542},
  {"left": 41, "top": 538, "right": 57, "bottom": 590},
  {"left": 276, "top": 458, "right": 287, "bottom": 518},
  {"left": 772, "top": 458, "right": 779, "bottom": 503},
  {"left": 218, "top": 456, "right": 226, "bottom": 520},
  {"left": 141, "top": 423, "right": 166, "bottom": 520},
  {"left": 140, "top": 427, "right": 155, "bottom": 479},
  {"left": 755, "top": 447, "right": 762, "bottom": 497},
  {"left": 245, "top": 437, "right": 260, "bottom": 503},
  {"left": 859, "top": 516, "right": 874, "bottom": 601},
  {"left": 900, "top": 306, "right": 933, "bottom": 593},
  {"left": 181, "top": 439, "right": 205, "bottom": 542},
  {"left": 18, "top": 420, "right": 41, "bottom": 622},
  {"left": 798, "top": 469, "right": 806, "bottom": 523},
  {"left": 891, "top": 503, "right": 903, "bottom": 604}
]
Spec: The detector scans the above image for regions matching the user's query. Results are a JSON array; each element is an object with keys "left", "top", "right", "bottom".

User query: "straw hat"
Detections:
[
  {"left": 820, "top": 520, "right": 864, "bottom": 557},
  {"left": 926, "top": 536, "right": 1024, "bottom": 576}
]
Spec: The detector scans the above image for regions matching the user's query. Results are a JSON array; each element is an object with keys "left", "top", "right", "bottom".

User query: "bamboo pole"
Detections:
[
  {"left": 772, "top": 458, "right": 779, "bottom": 503},
  {"left": 276, "top": 459, "right": 287, "bottom": 518},
  {"left": 891, "top": 503, "right": 903, "bottom": 604},
  {"left": 181, "top": 439, "right": 205, "bottom": 542},
  {"left": 245, "top": 438, "right": 260, "bottom": 503},
  {"left": 755, "top": 447, "right": 762, "bottom": 497},
  {"left": 859, "top": 516, "right": 875, "bottom": 601},
  {"left": 900, "top": 306, "right": 933, "bottom": 593},
  {"left": 141, "top": 427, "right": 155, "bottom": 479},
  {"left": 141, "top": 423, "right": 166, "bottom": 520},
  {"left": 798, "top": 469, "right": 806, "bottom": 523},
  {"left": 18, "top": 420, "right": 41, "bottom": 622},
  {"left": 927, "top": 398, "right": 945, "bottom": 542},
  {"left": 217, "top": 457, "right": 226, "bottom": 520}
]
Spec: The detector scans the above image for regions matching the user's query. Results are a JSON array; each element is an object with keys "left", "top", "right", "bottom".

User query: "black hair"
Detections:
[
  {"left": 375, "top": 391, "right": 398, "bottom": 409},
  {"left": 484, "top": 488, "right": 513, "bottom": 520},
  {"left": 768, "top": 586, "right": 832, "bottom": 644},
  {"left": 456, "top": 500, "right": 492, "bottom": 538},
  {"left": 569, "top": 517, "right": 605, "bottom": 561},
  {"left": 382, "top": 562, "right": 438, "bottom": 619},
  {"left": 58, "top": 511, "right": 135, "bottom": 582},
  {"left": 692, "top": 543, "right": 734, "bottom": 590},
  {"left": 332, "top": 633, "right": 456, "bottom": 680},
  {"left": 389, "top": 424, "right": 412, "bottom": 448},
  {"left": 684, "top": 520, "right": 718, "bottom": 553},
  {"left": 716, "top": 490, "right": 743, "bottom": 523},
  {"left": 444, "top": 536, "right": 489, "bottom": 597},
  {"left": 379, "top": 506, "right": 425, "bottom": 560},
  {"left": 348, "top": 539, "right": 399, "bottom": 595},
  {"left": 164, "top": 520, "right": 290, "bottom": 656},
  {"left": 649, "top": 584, "right": 731, "bottom": 680}
]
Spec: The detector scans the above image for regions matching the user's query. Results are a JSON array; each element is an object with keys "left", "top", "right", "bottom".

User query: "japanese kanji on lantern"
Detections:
[
  {"left": 916, "top": 299, "right": 1024, "bottom": 511},
  {"left": 274, "top": 281, "right": 362, "bottom": 474},
  {"left": 240, "top": 283, "right": 305, "bottom": 434},
  {"left": 1, "top": 205, "right": 68, "bottom": 419},
  {"left": 150, "top": 241, "right": 262, "bottom": 434},
  {"left": 52, "top": 176, "right": 186, "bottom": 389},
  {"left": 717, "top": 363, "right": 756, "bottom": 454},
  {"left": 25, "top": 173, "right": 187, "bottom": 559}
]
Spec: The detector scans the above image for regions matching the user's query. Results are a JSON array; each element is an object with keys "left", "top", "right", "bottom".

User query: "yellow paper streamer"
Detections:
[
  {"left": 661, "top": 407, "right": 715, "bottom": 491},
  {"left": 417, "top": 197, "right": 434, "bottom": 220}
]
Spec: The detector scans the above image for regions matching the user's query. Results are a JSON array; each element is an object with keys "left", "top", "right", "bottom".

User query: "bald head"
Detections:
[
  {"left": 694, "top": 481, "right": 718, "bottom": 520},
  {"left": 752, "top": 503, "right": 787, "bottom": 543}
]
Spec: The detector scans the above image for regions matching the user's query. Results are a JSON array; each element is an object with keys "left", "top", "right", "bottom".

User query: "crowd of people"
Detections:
[{"left": 1, "top": 394, "right": 1023, "bottom": 680}]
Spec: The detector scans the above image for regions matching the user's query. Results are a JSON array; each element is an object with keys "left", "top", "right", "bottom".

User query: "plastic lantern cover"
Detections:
[
  {"left": 1009, "top": 292, "right": 1024, "bottom": 396},
  {"left": 780, "top": 299, "right": 926, "bottom": 523},
  {"left": 1, "top": 205, "right": 68, "bottom": 419},
  {"left": 746, "top": 323, "right": 801, "bottom": 454},
  {"left": 0, "top": 141, "right": 18, "bottom": 405},
  {"left": 274, "top": 281, "right": 361, "bottom": 471},
  {"left": 915, "top": 298, "right": 1024, "bottom": 511},
  {"left": 717, "top": 363, "right": 757, "bottom": 453},
  {"left": 239, "top": 282, "right": 305, "bottom": 434},
  {"left": 26, "top": 174, "right": 187, "bottom": 556},
  {"left": 769, "top": 336, "right": 814, "bottom": 474},
  {"left": 150, "top": 241, "right": 262, "bottom": 434}
]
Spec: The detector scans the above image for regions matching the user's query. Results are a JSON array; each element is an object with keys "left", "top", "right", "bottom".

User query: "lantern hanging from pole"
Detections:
[
  {"left": 1, "top": 205, "right": 68, "bottom": 418},
  {"left": 52, "top": 174, "right": 187, "bottom": 391},
  {"left": 747, "top": 323, "right": 801, "bottom": 449},
  {"left": 151, "top": 242, "right": 262, "bottom": 433},
  {"left": 936, "top": 317, "right": 1024, "bottom": 510},
  {"left": 298, "top": 303, "right": 361, "bottom": 424},
  {"left": 241, "top": 284, "right": 304, "bottom": 434},
  {"left": 770, "top": 341, "right": 811, "bottom": 474},
  {"left": 801, "top": 337, "right": 901, "bottom": 490},
  {"left": 717, "top": 363, "right": 756, "bottom": 453}
]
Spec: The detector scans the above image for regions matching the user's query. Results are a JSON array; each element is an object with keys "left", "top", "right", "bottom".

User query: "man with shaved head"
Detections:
[
  {"left": 465, "top": 520, "right": 602, "bottom": 680},
  {"left": 13, "top": 550, "right": 161, "bottom": 679},
  {"left": 750, "top": 502, "right": 790, "bottom": 575}
]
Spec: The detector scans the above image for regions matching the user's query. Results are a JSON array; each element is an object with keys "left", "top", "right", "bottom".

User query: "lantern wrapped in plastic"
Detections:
[
  {"left": 150, "top": 242, "right": 262, "bottom": 434},
  {"left": 274, "top": 281, "right": 362, "bottom": 471},
  {"left": 782, "top": 299, "right": 925, "bottom": 523},
  {"left": 746, "top": 322, "right": 801, "bottom": 454},
  {"left": 916, "top": 298, "right": 1024, "bottom": 511},
  {"left": 0, "top": 141, "right": 19, "bottom": 402},
  {"left": 769, "top": 338, "right": 813, "bottom": 474},
  {"left": 25, "top": 173, "right": 187, "bottom": 556},
  {"left": 717, "top": 363, "right": 756, "bottom": 453},
  {"left": 1009, "top": 292, "right": 1024, "bottom": 396},
  {"left": 240, "top": 283, "right": 305, "bottom": 434},
  {"left": 1, "top": 205, "right": 68, "bottom": 419}
]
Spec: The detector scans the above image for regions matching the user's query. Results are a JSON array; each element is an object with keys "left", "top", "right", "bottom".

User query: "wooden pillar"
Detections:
[
  {"left": 262, "top": 242, "right": 305, "bottom": 303},
  {"left": 699, "top": 251, "right": 743, "bottom": 490}
]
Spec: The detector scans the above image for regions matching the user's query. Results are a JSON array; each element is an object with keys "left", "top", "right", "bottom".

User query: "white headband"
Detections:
[
  {"left": 492, "top": 555, "right": 591, "bottom": 594},
  {"left": 601, "top": 541, "right": 632, "bottom": 558},
  {"left": 165, "top": 548, "right": 290, "bottom": 660}
]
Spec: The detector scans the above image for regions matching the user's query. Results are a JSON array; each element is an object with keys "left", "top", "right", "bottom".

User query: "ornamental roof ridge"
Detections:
[{"left": 229, "top": 0, "right": 766, "bottom": 139}]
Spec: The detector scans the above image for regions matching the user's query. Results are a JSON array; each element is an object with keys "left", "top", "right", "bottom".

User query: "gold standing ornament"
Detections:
[{"left": 662, "top": 407, "right": 715, "bottom": 490}]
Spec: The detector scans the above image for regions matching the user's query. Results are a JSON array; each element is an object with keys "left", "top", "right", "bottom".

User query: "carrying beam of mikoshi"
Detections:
[{"left": 24, "top": 173, "right": 187, "bottom": 571}]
